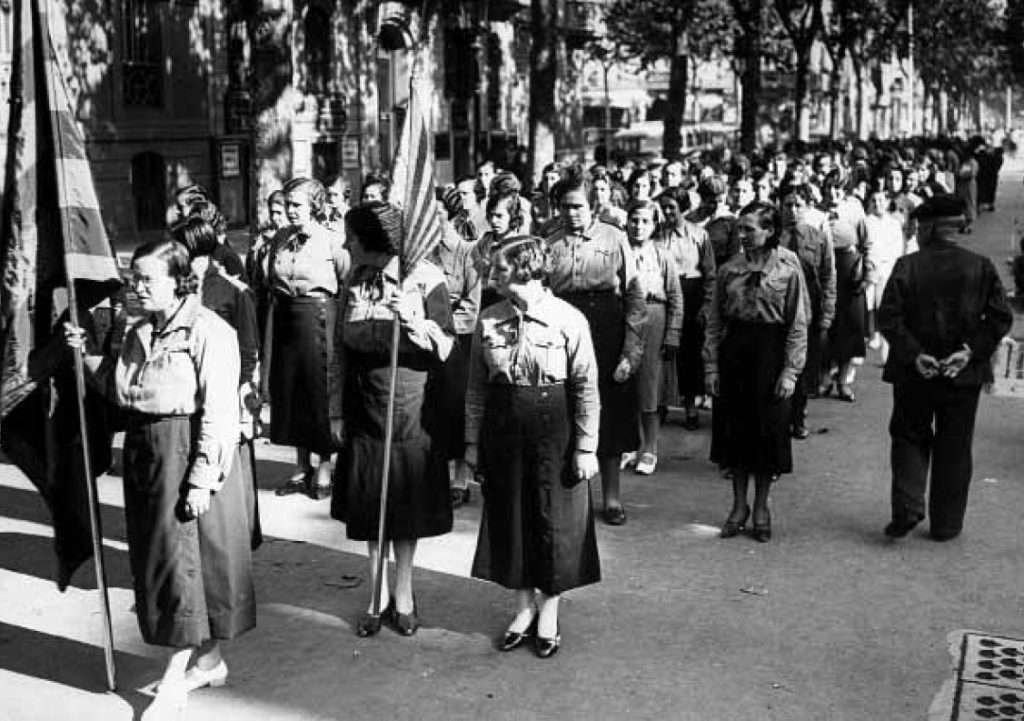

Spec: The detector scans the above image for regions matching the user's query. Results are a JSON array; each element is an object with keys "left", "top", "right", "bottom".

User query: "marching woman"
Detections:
[
  {"left": 622, "top": 200, "right": 683, "bottom": 475},
  {"left": 476, "top": 188, "right": 525, "bottom": 309},
  {"left": 331, "top": 202, "right": 455, "bottom": 637},
  {"left": 704, "top": 202, "right": 808, "bottom": 542},
  {"left": 466, "top": 236, "right": 601, "bottom": 658},
  {"left": 265, "top": 177, "right": 350, "bottom": 499},
  {"left": 66, "top": 240, "right": 255, "bottom": 718},
  {"left": 545, "top": 166, "right": 646, "bottom": 526}
]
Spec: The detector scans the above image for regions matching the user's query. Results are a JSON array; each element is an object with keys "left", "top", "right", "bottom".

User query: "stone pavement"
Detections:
[{"left": 2, "top": 164, "right": 1024, "bottom": 721}]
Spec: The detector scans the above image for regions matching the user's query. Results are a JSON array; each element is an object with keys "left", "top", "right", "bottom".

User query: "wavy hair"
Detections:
[{"left": 131, "top": 239, "right": 198, "bottom": 297}]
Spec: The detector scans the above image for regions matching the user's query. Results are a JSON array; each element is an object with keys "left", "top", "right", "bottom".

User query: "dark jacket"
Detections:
[
  {"left": 878, "top": 236, "right": 1011, "bottom": 387},
  {"left": 781, "top": 222, "right": 837, "bottom": 330},
  {"left": 201, "top": 267, "right": 260, "bottom": 386}
]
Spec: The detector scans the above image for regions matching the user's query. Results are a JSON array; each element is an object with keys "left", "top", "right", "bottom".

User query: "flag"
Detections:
[
  {"left": 388, "top": 60, "right": 443, "bottom": 275},
  {"left": 0, "top": 0, "right": 122, "bottom": 590}
]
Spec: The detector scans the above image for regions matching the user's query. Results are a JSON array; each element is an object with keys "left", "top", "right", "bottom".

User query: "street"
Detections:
[{"left": 2, "top": 166, "right": 1024, "bottom": 721}]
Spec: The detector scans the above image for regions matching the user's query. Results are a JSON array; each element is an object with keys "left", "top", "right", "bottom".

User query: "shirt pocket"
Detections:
[
  {"left": 530, "top": 327, "right": 568, "bottom": 384},
  {"left": 480, "top": 329, "right": 514, "bottom": 378}
]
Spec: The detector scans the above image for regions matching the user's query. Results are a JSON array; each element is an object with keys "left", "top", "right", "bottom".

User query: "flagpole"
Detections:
[{"left": 39, "top": 0, "right": 117, "bottom": 691}]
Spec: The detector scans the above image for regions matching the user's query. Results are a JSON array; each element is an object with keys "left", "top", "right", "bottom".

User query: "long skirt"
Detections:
[
  {"left": 826, "top": 247, "right": 867, "bottom": 368},
  {"left": 709, "top": 322, "right": 793, "bottom": 476},
  {"left": 330, "top": 355, "right": 453, "bottom": 541},
  {"left": 268, "top": 295, "right": 339, "bottom": 455},
  {"left": 435, "top": 333, "right": 472, "bottom": 461},
  {"left": 471, "top": 385, "right": 600, "bottom": 595},
  {"left": 637, "top": 302, "right": 673, "bottom": 413},
  {"left": 560, "top": 290, "right": 639, "bottom": 457},
  {"left": 122, "top": 415, "right": 256, "bottom": 648},
  {"left": 676, "top": 277, "right": 705, "bottom": 399}
]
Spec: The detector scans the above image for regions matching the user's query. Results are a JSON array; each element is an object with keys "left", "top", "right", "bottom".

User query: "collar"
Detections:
[{"left": 493, "top": 290, "right": 557, "bottom": 328}]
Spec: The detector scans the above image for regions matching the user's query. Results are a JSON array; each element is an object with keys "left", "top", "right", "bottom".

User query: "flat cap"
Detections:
[{"left": 910, "top": 194, "right": 966, "bottom": 220}]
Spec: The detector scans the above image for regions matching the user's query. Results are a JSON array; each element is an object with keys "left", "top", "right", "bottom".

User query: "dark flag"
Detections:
[{"left": 0, "top": 0, "right": 122, "bottom": 590}]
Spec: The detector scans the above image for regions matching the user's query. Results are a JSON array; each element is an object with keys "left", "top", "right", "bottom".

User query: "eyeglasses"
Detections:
[{"left": 128, "top": 274, "right": 170, "bottom": 290}]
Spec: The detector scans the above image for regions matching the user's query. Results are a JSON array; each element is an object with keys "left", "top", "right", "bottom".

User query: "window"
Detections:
[
  {"left": 122, "top": 0, "right": 162, "bottom": 107},
  {"left": 131, "top": 152, "right": 166, "bottom": 230}
]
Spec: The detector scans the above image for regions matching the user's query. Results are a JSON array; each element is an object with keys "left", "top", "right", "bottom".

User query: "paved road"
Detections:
[{"left": 2, "top": 165, "right": 1024, "bottom": 721}]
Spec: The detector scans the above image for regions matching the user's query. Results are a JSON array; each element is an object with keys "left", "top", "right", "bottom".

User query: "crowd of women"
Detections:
[{"left": 61, "top": 132, "right": 1003, "bottom": 718}]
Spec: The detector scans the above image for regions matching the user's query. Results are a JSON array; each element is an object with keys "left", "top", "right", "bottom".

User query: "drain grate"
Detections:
[{"left": 955, "top": 634, "right": 1024, "bottom": 720}]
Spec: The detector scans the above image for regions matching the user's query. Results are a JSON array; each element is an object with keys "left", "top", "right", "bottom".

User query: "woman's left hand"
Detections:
[
  {"left": 774, "top": 375, "right": 796, "bottom": 400},
  {"left": 185, "top": 487, "right": 213, "bottom": 518},
  {"left": 573, "top": 451, "right": 599, "bottom": 482},
  {"left": 612, "top": 357, "right": 632, "bottom": 383}
]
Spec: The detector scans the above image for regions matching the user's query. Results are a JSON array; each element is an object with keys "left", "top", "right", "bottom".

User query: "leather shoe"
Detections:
[
  {"left": 603, "top": 506, "right": 627, "bottom": 526},
  {"left": 884, "top": 516, "right": 920, "bottom": 539},
  {"left": 720, "top": 505, "right": 750, "bottom": 539},
  {"left": 393, "top": 598, "right": 419, "bottom": 636},
  {"left": 356, "top": 599, "right": 394, "bottom": 637},
  {"left": 791, "top": 425, "right": 810, "bottom": 440},
  {"left": 930, "top": 528, "right": 961, "bottom": 542},
  {"left": 499, "top": 616, "right": 537, "bottom": 652},
  {"left": 751, "top": 508, "right": 772, "bottom": 543},
  {"left": 534, "top": 627, "right": 561, "bottom": 659}
]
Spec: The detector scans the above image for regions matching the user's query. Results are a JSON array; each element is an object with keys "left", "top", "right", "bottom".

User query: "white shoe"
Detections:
[
  {"left": 867, "top": 334, "right": 882, "bottom": 350},
  {"left": 142, "top": 683, "right": 187, "bottom": 721},
  {"left": 635, "top": 453, "right": 657, "bottom": 475},
  {"left": 183, "top": 660, "right": 228, "bottom": 691},
  {"left": 619, "top": 451, "right": 637, "bottom": 470}
]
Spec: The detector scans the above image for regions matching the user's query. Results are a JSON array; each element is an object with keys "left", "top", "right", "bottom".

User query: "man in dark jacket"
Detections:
[{"left": 878, "top": 194, "right": 1012, "bottom": 541}]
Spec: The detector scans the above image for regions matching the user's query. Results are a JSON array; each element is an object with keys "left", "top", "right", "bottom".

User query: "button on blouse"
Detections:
[{"left": 269, "top": 224, "right": 350, "bottom": 297}]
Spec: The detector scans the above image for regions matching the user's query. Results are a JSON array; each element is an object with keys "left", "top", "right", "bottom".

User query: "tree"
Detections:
[
  {"left": 730, "top": 0, "right": 764, "bottom": 152},
  {"left": 603, "top": 0, "right": 731, "bottom": 158},
  {"left": 771, "top": 0, "right": 824, "bottom": 143},
  {"left": 529, "top": 0, "right": 559, "bottom": 182}
]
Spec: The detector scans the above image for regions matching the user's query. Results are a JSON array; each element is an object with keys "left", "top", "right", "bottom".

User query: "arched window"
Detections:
[
  {"left": 304, "top": 6, "right": 331, "bottom": 96},
  {"left": 121, "top": 0, "right": 163, "bottom": 107},
  {"left": 131, "top": 152, "right": 166, "bottom": 231}
]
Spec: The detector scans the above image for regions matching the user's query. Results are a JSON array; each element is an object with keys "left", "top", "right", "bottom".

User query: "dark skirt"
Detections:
[
  {"left": 122, "top": 415, "right": 256, "bottom": 648},
  {"left": 435, "top": 333, "right": 472, "bottom": 460},
  {"left": 709, "top": 322, "right": 793, "bottom": 476},
  {"left": 826, "top": 247, "right": 867, "bottom": 367},
  {"left": 560, "top": 290, "right": 639, "bottom": 457},
  {"left": 677, "top": 277, "right": 706, "bottom": 399},
  {"left": 471, "top": 385, "right": 600, "bottom": 595},
  {"left": 268, "top": 295, "right": 339, "bottom": 455},
  {"left": 330, "top": 355, "right": 453, "bottom": 541}
]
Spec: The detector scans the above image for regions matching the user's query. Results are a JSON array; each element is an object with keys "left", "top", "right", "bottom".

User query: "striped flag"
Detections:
[
  {"left": 0, "top": 0, "right": 121, "bottom": 589},
  {"left": 389, "top": 62, "right": 443, "bottom": 275}
]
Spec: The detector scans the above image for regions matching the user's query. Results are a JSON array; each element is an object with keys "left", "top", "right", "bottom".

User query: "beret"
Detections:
[{"left": 910, "top": 194, "right": 966, "bottom": 220}]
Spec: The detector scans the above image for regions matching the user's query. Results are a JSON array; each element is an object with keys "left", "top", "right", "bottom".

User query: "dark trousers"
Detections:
[{"left": 889, "top": 379, "right": 981, "bottom": 534}]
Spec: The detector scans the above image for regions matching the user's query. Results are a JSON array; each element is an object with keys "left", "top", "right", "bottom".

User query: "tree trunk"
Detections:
[
  {"left": 529, "top": 0, "right": 558, "bottom": 188},
  {"left": 793, "top": 46, "right": 810, "bottom": 143},
  {"left": 733, "top": 0, "right": 762, "bottom": 153},
  {"left": 852, "top": 59, "right": 865, "bottom": 140},
  {"left": 663, "top": 36, "right": 688, "bottom": 159}
]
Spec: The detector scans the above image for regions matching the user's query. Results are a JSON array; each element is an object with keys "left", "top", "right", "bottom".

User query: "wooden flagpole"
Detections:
[{"left": 40, "top": 0, "right": 117, "bottom": 690}]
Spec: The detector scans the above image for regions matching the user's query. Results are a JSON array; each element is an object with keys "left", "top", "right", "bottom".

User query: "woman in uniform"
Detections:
[
  {"left": 466, "top": 236, "right": 601, "bottom": 658},
  {"left": 265, "top": 177, "right": 350, "bottom": 498},
  {"left": 331, "top": 202, "right": 455, "bottom": 637},
  {"left": 66, "top": 240, "right": 255, "bottom": 717},
  {"left": 544, "top": 166, "right": 646, "bottom": 526},
  {"left": 704, "top": 202, "right": 808, "bottom": 542}
]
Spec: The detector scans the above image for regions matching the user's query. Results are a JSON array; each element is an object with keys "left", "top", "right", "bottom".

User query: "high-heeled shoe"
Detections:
[
  {"left": 534, "top": 624, "right": 561, "bottom": 659},
  {"left": 720, "top": 506, "right": 750, "bottom": 538},
  {"left": 837, "top": 384, "right": 856, "bottom": 403},
  {"left": 752, "top": 509, "right": 772, "bottom": 543},
  {"left": 499, "top": 614, "right": 537, "bottom": 652},
  {"left": 355, "top": 599, "right": 394, "bottom": 637},
  {"left": 393, "top": 596, "right": 419, "bottom": 636}
]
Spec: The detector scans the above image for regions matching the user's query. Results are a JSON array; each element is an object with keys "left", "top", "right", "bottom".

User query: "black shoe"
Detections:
[
  {"left": 356, "top": 599, "right": 394, "bottom": 637},
  {"left": 720, "top": 505, "right": 750, "bottom": 539},
  {"left": 930, "top": 528, "right": 961, "bottom": 542},
  {"left": 534, "top": 626, "right": 561, "bottom": 659},
  {"left": 884, "top": 516, "right": 921, "bottom": 539},
  {"left": 275, "top": 470, "right": 312, "bottom": 496},
  {"left": 751, "top": 508, "right": 772, "bottom": 543},
  {"left": 450, "top": 487, "right": 471, "bottom": 509},
  {"left": 791, "top": 425, "right": 810, "bottom": 440},
  {"left": 499, "top": 616, "right": 537, "bottom": 652},
  {"left": 837, "top": 385, "right": 856, "bottom": 403},
  {"left": 603, "top": 506, "right": 627, "bottom": 526},
  {"left": 308, "top": 481, "right": 332, "bottom": 500}
]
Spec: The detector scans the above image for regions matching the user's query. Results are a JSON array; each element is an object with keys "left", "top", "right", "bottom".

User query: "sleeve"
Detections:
[
  {"left": 780, "top": 266, "right": 809, "bottom": 385},
  {"left": 617, "top": 238, "right": 648, "bottom": 369},
  {"left": 877, "top": 257, "right": 924, "bottom": 364},
  {"left": 463, "top": 321, "right": 487, "bottom": 448},
  {"left": 186, "top": 317, "right": 242, "bottom": 492},
  {"left": 857, "top": 215, "right": 876, "bottom": 285},
  {"left": 452, "top": 246, "right": 482, "bottom": 335},
  {"left": 702, "top": 272, "right": 725, "bottom": 377},
  {"left": 698, "top": 233, "right": 717, "bottom": 315},
  {"left": 663, "top": 253, "right": 684, "bottom": 348},
  {"left": 967, "top": 259, "right": 1013, "bottom": 361},
  {"left": 565, "top": 312, "right": 601, "bottom": 454},
  {"left": 331, "top": 234, "right": 352, "bottom": 290},
  {"left": 235, "top": 289, "right": 260, "bottom": 386},
  {"left": 403, "top": 278, "right": 456, "bottom": 362},
  {"left": 819, "top": 229, "right": 837, "bottom": 330}
]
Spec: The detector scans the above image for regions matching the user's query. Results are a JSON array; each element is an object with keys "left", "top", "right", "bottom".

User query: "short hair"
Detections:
[
  {"left": 493, "top": 235, "right": 547, "bottom": 283},
  {"left": 626, "top": 198, "right": 664, "bottom": 227},
  {"left": 345, "top": 201, "right": 403, "bottom": 255},
  {"left": 267, "top": 189, "right": 285, "bottom": 209},
  {"left": 283, "top": 177, "right": 327, "bottom": 220},
  {"left": 361, "top": 172, "right": 390, "bottom": 201},
  {"left": 187, "top": 199, "right": 227, "bottom": 236},
  {"left": 777, "top": 183, "right": 815, "bottom": 205},
  {"left": 490, "top": 170, "right": 522, "bottom": 197},
  {"left": 456, "top": 174, "right": 485, "bottom": 202},
  {"left": 171, "top": 216, "right": 219, "bottom": 259},
  {"left": 551, "top": 163, "right": 591, "bottom": 205},
  {"left": 738, "top": 201, "right": 781, "bottom": 248},
  {"left": 485, "top": 189, "right": 524, "bottom": 231},
  {"left": 657, "top": 185, "right": 691, "bottom": 213},
  {"left": 325, "top": 173, "right": 352, "bottom": 200},
  {"left": 627, "top": 167, "right": 652, "bottom": 194},
  {"left": 174, "top": 183, "right": 210, "bottom": 215},
  {"left": 130, "top": 239, "right": 198, "bottom": 297}
]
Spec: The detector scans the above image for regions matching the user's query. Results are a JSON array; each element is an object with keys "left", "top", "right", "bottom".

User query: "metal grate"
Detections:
[{"left": 955, "top": 634, "right": 1024, "bottom": 720}]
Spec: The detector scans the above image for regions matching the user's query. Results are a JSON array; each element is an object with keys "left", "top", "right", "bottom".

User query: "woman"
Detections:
[
  {"left": 820, "top": 170, "right": 873, "bottom": 401},
  {"left": 627, "top": 167, "right": 653, "bottom": 202},
  {"left": 657, "top": 186, "right": 715, "bottom": 429},
  {"left": 545, "top": 166, "right": 646, "bottom": 526},
  {"left": 476, "top": 189, "right": 524, "bottom": 309},
  {"left": 864, "top": 190, "right": 907, "bottom": 362},
  {"left": 466, "top": 236, "right": 601, "bottom": 659},
  {"left": 266, "top": 177, "right": 350, "bottom": 498},
  {"left": 330, "top": 202, "right": 454, "bottom": 637},
  {"left": 531, "top": 161, "right": 564, "bottom": 229},
  {"left": 248, "top": 190, "right": 287, "bottom": 342},
  {"left": 704, "top": 202, "right": 809, "bottom": 542},
  {"left": 591, "top": 168, "right": 627, "bottom": 229},
  {"left": 622, "top": 201, "right": 683, "bottom": 475},
  {"left": 66, "top": 240, "right": 255, "bottom": 717}
]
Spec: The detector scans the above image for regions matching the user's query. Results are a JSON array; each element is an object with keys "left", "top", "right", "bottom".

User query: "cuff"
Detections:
[
  {"left": 187, "top": 463, "right": 225, "bottom": 492},
  {"left": 575, "top": 438, "right": 598, "bottom": 454}
]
